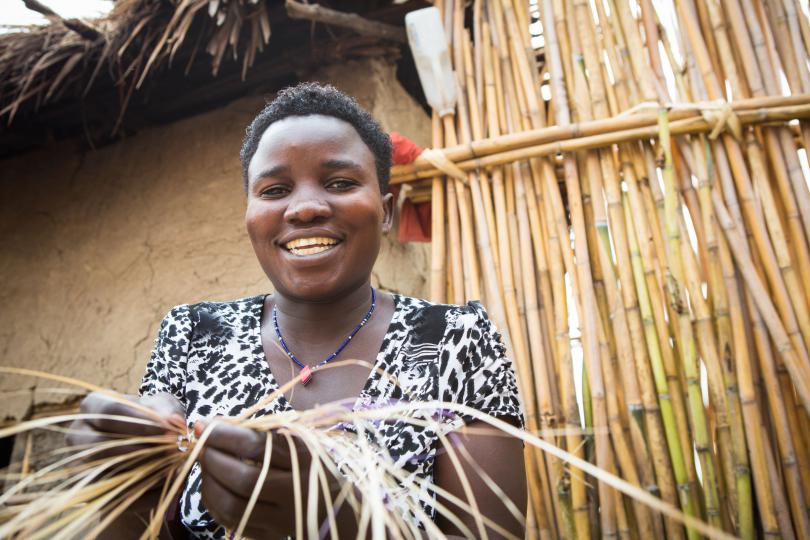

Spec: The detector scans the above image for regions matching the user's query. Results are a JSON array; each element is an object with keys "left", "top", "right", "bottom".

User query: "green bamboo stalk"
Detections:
[
  {"left": 624, "top": 188, "right": 700, "bottom": 540},
  {"left": 659, "top": 109, "right": 723, "bottom": 529},
  {"left": 637, "top": 148, "right": 704, "bottom": 518}
]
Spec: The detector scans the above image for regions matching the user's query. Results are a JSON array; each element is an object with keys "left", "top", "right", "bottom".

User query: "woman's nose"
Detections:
[{"left": 283, "top": 192, "right": 332, "bottom": 223}]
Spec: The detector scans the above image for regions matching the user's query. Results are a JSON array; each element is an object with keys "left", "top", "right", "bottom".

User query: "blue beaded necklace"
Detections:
[{"left": 271, "top": 287, "right": 376, "bottom": 385}]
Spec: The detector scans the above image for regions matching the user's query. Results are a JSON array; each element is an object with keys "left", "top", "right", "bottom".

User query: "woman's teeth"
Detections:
[
  {"left": 284, "top": 237, "right": 340, "bottom": 256},
  {"left": 290, "top": 244, "right": 335, "bottom": 256}
]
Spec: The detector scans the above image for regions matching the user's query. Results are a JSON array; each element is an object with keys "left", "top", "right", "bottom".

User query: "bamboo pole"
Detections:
[
  {"left": 713, "top": 187, "right": 810, "bottom": 417},
  {"left": 426, "top": 114, "right": 445, "bottom": 304},
  {"left": 673, "top": 28, "right": 752, "bottom": 524},
  {"left": 624, "top": 189, "right": 698, "bottom": 540},
  {"left": 659, "top": 110, "right": 723, "bottom": 529},
  {"left": 389, "top": 92, "right": 810, "bottom": 179},
  {"left": 390, "top": 104, "right": 810, "bottom": 183},
  {"left": 691, "top": 134, "right": 754, "bottom": 540}
]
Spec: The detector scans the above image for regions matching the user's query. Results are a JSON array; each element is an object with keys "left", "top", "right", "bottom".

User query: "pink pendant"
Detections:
[{"left": 301, "top": 365, "right": 313, "bottom": 386}]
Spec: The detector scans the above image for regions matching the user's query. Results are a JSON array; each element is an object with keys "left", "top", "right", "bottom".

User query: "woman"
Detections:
[{"left": 70, "top": 83, "right": 527, "bottom": 538}]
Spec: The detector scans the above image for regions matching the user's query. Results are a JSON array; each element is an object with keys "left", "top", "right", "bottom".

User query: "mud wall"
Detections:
[{"left": 0, "top": 58, "right": 430, "bottom": 419}]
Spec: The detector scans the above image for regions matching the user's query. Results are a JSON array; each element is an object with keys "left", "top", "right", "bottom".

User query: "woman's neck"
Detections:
[{"left": 272, "top": 283, "right": 375, "bottom": 341}]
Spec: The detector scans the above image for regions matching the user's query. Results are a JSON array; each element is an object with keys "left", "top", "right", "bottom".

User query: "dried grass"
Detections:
[
  {"left": 0, "top": 366, "right": 733, "bottom": 539},
  {"left": 0, "top": 0, "right": 271, "bottom": 126}
]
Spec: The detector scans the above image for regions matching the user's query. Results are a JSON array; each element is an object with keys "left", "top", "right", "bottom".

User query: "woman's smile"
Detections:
[
  {"left": 283, "top": 236, "right": 342, "bottom": 257},
  {"left": 284, "top": 236, "right": 341, "bottom": 255}
]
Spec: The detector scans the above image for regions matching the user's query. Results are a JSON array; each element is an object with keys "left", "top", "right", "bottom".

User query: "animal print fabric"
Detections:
[{"left": 139, "top": 294, "right": 524, "bottom": 539}]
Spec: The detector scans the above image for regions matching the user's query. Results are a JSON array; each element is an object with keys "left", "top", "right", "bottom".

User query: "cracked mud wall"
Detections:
[{"left": 0, "top": 58, "right": 430, "bottom": 419}]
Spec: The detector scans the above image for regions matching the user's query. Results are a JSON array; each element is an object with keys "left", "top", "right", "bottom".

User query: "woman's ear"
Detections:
[{"left": 381, "top": 192, "right": 394, "bottom": 234}]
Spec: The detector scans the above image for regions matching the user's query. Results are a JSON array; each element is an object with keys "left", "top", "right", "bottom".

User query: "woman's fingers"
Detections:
[
  {"left": 80, "top": 392, "right": 185, "bottom": 437},
  {"left": 65, "top": 420, "right": 156, "bottom": 460},
  {"left": 140, "top": 393, "right": 186, "bottom": 420},
  {"left": 200, "top": 465, "right": 246, "bottom": 529},
  {"left": 66, "top": 420, "right": 104, "bottom": 447},
  {"left": 200, "top": 463, "right": 292, "bottom": 535},
  {"left": 202, "top": 421, "right": 306, "bottom": 469},
  {"left": 80, "top": 393, "right": 163, "bottom": 436},
  {"left": 199, "top": 445, "right": 294, "bottom": 500},
  {"left": 201, "top": 421, "right": 266, "bottom": 461}
]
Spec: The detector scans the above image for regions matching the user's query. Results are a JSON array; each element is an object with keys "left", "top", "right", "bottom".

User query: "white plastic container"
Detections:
[{"left": 405, "top": 7, "right": 457, "bottom": 117}]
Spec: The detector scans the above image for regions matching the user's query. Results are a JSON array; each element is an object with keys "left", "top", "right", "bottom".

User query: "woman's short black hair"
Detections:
[{"left": 240, "top": 82, "right": 392, "bottom": 193}]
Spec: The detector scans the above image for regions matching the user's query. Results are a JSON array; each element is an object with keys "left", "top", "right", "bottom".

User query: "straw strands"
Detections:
[
  {"left": 0, "top": 366, "right": 734, "bottom": 540},
  {"left": 397, "top": 0, "right": 810, "bottom": 538}
]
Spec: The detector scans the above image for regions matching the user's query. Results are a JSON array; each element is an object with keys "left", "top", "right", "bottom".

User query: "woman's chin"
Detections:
[{"left": 272, "top": 273, "right": 361, "bottom": 303}]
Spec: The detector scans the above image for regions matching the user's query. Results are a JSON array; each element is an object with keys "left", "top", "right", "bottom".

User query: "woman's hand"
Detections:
[
  {"left": 67, "top": 391, "right": 186, "bottom": 460},
  {"left": 196, "top": 421, "right": 337, "bottom": 538},
  {"left": 66, "top": 392, "right": 187, "bottom": 539}
]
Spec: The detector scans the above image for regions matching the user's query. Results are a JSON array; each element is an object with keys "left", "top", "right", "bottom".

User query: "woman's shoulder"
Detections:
[
  {"left": 392, "top": 293, "right": 501, "bottom": 343},
  {"left": 157, "top": 295, "right": 265, "bottom": 335},
  {"left": 164, "top": 294, "right": 264, "bottom": 316},
  {"left": 394, "top": 293, "right": 495, "bottom": 322}
]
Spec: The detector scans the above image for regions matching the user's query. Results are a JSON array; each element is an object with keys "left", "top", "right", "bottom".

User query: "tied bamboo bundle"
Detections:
[
  {"left": 404, "top": 0, "right": 810, "bottom": 538},
  {"left": 0, "top": 367, "right": 732, "bottom": 540}
]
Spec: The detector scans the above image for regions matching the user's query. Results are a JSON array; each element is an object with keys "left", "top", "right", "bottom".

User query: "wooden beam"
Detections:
[
  {"left": 21, "top": 0, "right": 100, "bottom": 40},
  {"left": 285, "top": 0, "right": 408, "bottom": 44}
]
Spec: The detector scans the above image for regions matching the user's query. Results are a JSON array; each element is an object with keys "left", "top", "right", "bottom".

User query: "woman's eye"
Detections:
[
  {"left": 327, "top": 178, "right": 356, "bottom": 190},
  {"left": 260, "top": 185, "right": 289, "bottom": 198}
]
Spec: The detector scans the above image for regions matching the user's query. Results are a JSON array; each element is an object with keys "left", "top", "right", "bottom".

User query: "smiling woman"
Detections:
[{"left": 67, "top": 83, "right": 527, "bottom": 539}]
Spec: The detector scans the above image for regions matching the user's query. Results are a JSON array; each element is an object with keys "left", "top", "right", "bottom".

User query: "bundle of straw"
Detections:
[
  {"left": 397, "top": 0, "right": 810, "bottom": 538},
  {"left": 0, "top": 366, "right": 731, "bottom": 539}
]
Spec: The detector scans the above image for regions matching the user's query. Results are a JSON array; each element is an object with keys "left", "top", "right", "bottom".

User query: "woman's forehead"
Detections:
[
  {"left": 256, "top": 115, "right": 369, "bottom": 155},
  {"left": 247, "top": 115, "right": 377, "bottom": 183}
]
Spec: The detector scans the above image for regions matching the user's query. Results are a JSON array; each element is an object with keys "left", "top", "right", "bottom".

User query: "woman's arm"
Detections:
[{"left": 434, "top": 419, "right": 528, "bottom": 539}]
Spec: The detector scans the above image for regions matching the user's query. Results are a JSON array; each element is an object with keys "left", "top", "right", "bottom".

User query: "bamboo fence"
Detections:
[{"left": 391, "top": 0, "right": 810, "bottom": 538}]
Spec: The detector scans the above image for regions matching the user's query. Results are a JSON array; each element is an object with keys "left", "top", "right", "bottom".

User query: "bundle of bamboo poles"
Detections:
[{"left": 392, "top": 0, "right": 810, "bottom": 538}]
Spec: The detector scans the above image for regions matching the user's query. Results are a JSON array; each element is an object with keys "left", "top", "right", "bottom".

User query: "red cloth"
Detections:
[
  {"left": 390, "top": 131, "right": 423, "bottom": 165},
  {"left": 389, "top": 132, "right": 432, "bottom": 242},
  {"left": 398, "top": 198, "right": 432, "bottom": 242}
]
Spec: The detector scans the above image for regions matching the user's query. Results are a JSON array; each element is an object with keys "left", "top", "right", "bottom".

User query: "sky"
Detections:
[{"left": 1, "top": 0, "right": 113, "bottom": 29}]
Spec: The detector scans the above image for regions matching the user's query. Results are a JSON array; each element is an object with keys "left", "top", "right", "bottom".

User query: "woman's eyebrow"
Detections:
[
  {"left": 255, "top": 164, "right": 290, "bottom": 179},
  {"left": 321, "top": 158, "right": 363, "bottom": 171}
]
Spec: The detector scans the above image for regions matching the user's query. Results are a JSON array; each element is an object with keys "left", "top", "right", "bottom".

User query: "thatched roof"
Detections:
[{"left": 0, "top": 0, "right": 427, "bottom": 159}]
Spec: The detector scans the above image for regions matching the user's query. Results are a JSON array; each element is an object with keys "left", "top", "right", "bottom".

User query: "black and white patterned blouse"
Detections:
[{"left": 139, "top": 293, "right": 524, "bottom": 539}]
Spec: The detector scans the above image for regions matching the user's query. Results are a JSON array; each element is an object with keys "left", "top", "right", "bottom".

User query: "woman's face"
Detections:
[{"left": 245, "top": 114, "right": 393, "bottom": 302}]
